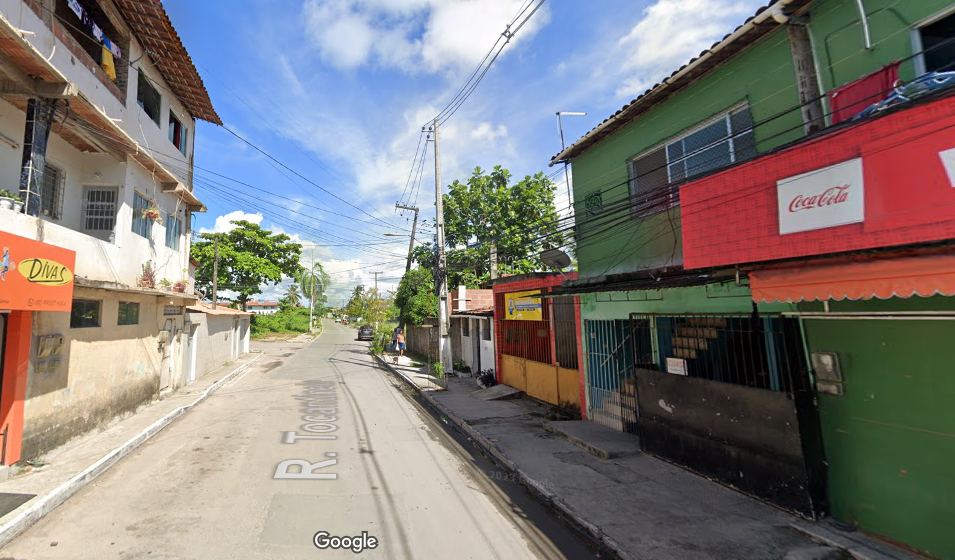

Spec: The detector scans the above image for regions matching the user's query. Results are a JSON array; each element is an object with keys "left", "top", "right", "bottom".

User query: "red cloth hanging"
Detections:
[{"left": 828, "top": 62, "right": 900, "bottom": 124}]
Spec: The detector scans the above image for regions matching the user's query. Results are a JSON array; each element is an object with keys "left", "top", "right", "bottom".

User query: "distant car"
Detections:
[
  {"left": 335, "top": 317, "right": 341, "bottom": 323},
  {"left": 357, "top": 325, "right": 375, "bottom": 341}
]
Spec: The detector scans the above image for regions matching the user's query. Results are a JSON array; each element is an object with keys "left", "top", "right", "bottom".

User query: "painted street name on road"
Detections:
[{"left": 273, "top": 380, "right": 340, "bottom": 480}]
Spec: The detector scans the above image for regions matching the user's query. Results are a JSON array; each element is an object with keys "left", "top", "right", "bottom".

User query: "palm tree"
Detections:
[
  {"left": 298, "top": 262, "right": 330, "bottom": 309},
  {"left": 285, "top": 284, "right": 302, "bottom": 306}
]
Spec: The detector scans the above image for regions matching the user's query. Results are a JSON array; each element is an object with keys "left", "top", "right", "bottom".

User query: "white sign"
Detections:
[
  {"left": 939, "top": 148, "right": 955, "bottom": 188},
  {"left": 666, "top": 357, "right": 687, "bottom": 376},
  {"left": 777, "top": 158, "right": 865, "bottom": 235}
]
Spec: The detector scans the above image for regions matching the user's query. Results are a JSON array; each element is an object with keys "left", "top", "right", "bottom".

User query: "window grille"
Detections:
[
  {"left": 82, "top": 187, "right": 118, "bottom": 237},
  {"left": 628, "top": 105, "right": 756, "bottom": 216},
  {"left": 462, "top": 318, "right": 470, "bottom": 337},
  {"left": 40, "top": 164, "right": 64, "bottom": 220}
]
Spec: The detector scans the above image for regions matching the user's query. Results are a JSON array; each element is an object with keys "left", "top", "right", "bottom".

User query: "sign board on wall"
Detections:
[
  {"left": 0, "top": 231, "right": 76, "bottom": 312},
  {"left": 504, "top": 290, "right": 542, "bottom": 321},
  {"left": 666, "top": 357, "right": 687, "bottom": 376},
  {"left": 777, "top": 158, "right": 865, "bottom": 235}
]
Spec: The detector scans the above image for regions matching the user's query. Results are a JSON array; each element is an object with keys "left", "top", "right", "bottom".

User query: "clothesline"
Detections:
[{"left": 66, "top": 0, "right": 122, "bottom": 59}]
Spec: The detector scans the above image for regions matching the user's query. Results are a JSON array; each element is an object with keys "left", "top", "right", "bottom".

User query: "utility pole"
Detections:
[
  {"left": 372, "top": 271, "right": 383, "bottom": 293},
  {"left": 308, "top": 247, "right": 315, "bottom": 332},
  {"left": 433, "top": 118, "right": 451, "bottom": 375},
  {"left": 394, "top": 203, "right": 419, "bottom": 332},
  {"left": 212, "top": 235, "right": 219, "bottom": 308}
]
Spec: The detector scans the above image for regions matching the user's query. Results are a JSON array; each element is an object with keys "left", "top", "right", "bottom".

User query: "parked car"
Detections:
[
  {"left": 335, "top": 317, "right": 341, "bottom": 323},
  {"left": 357, "top": 325, "right": 375, "bottom": 341}
]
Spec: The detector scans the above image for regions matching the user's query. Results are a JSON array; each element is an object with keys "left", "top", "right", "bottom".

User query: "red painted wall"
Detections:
[
  {"left": 682, "top": 96, "right": 955, "bottom": 270},
  {"left": 1, "top": 311, "right": 32, "bottom": 465}
]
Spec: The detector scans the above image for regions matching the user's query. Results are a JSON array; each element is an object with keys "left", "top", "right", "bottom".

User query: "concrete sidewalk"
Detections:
[
  {"left": 374, "top": 352, "right": 923, "bottom": 560},
  {"left": 0, "top": 350, "right": 266, "bottom": 548}
]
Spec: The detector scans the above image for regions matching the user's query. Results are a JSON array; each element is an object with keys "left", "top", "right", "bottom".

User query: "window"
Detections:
[
  {"left": 137, "top": 71, "right": 161, "bottom": 126},
  {"left": 628, "top": 105, "right": 756, "bottom": 215},
  {"left": 118, "top": 301, "right": 140, "bottom": 325},
  {"left": 918, "top": 11, "right": 955, "bottom": 73},
  {"left": 71, "top": 299, "right": 101, "bottom": 328},
  {"left": 132, "top": 192, "right": 153, "bottom": 238},
  {"left": 82, "top": 187, "right": 118, "bottom": 239},
  {"left": 40, "top": 164, "right": 64, "bottom": 220},
  {"left": 462, "top": 319, "right": 470, "bottom": 337},
  {"left": 165, "top": 213, "right": 181, "bottom": 250},
  {"left": 482, "top": 319, "right": 492, "bottom": 341},
  {"left": 169, "top": 112, "right": 187, "bottom": 155}
]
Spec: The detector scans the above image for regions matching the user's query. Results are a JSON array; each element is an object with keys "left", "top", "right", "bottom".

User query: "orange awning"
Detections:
[{"left": 749, "top": 254, "right": 955, "bottom": 303}]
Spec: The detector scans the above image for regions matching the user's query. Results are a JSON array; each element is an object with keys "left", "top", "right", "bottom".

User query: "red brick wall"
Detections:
[
  {"left": 681, "top": 96, "right": 955, "bottom": 270},
  {"left": 450, "top": 289, "right": 494, "bottom": 311}
]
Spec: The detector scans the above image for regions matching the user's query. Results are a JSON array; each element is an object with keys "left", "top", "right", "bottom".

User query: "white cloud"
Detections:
[
  {"left": 470, "top": 122, "right": 508, "bottom": 142},
  {"left": 199, "top": 210, "right": 263, "bottom": 233},
  {"left": 302, "top": 0, "right": 549, "bottom": 73},
  {"left": 615, "top": 0, "right": 757, "bottom": 98}
]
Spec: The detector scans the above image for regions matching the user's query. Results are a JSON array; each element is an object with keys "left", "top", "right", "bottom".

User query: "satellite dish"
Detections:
[{"left": 540, "top": 249, "right": 571, "bottom": 269}]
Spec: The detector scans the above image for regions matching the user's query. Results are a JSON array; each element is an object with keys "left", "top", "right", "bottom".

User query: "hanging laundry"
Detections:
[
  {"left": 101, "top": 44, "right": 116, "bottom": 81},
  {"left": 102, "top": 36, "right": 122, "bottom": 59},
  {"left": 67, "top": 0, "right": 83, "bottom": 20}
]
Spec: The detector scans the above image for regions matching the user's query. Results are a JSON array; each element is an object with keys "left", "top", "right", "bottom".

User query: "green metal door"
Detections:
[{"left": 805, "top": 318, "right": 955, "bottom": 560}]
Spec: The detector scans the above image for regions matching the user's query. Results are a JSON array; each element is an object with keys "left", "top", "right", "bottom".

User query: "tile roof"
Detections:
[
  {"left": 113, "top": 0, "right": 220, "bottom": 124},
  {"left": 550, "top": 0, "right": 816, "bottom": 165}
]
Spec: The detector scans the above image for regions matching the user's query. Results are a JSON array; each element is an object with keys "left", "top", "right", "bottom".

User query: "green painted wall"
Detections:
[
  {"left": 579, "top": 284, "right": 794, "bottom": 320},
  {"left": 571, "top": 30, "right": 803, "bottom": 278},
  {"left": 804, "top": 302, "right": 955, "bottom": 560},
  {"left": 809, "top": 0, "right": 955, "bottom": 93}
]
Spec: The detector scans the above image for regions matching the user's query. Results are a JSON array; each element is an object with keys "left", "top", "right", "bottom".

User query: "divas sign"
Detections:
[{"left": 777, "top": 158, "right": 865, "bottom": 234}]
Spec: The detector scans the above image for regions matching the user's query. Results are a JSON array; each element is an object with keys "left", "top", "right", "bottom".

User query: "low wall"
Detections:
[{"left": 500, "top": 355, "right": 580, "bottom": 407}]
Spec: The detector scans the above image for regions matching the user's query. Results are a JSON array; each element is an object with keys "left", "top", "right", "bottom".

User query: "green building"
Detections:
[{"left": 552, "top": 1, "right": 955, "bottom": 557}]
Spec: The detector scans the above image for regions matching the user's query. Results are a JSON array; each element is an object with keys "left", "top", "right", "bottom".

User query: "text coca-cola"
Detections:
[{"left": 788, "top": 185, "right": 850, "bottom": 213}]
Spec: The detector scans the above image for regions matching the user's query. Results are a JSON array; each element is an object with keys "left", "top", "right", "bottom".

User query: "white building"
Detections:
[
  {"left": 246, "top": 300, "right": 279, "bottom": 315},
  {"left": 0, "top": 0, "right": 219, "bottom": 463}
]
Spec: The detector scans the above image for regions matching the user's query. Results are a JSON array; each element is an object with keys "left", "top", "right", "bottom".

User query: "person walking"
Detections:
[{"left": 396, "top": 329, "right": 406, "bottom": 359}]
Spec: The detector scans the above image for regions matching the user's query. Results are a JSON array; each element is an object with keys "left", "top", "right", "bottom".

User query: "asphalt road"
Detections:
[{"left": 0, "top": 323, "right": 599, "bottom": 560}]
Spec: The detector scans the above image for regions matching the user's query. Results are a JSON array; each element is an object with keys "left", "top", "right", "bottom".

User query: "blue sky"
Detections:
[{"left": 163, "top": 0, "right": 767, "bottom": 305}]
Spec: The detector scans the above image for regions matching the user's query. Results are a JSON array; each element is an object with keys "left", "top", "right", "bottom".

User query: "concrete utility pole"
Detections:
[
  {"left": 433, "top": 118, "right": 451, "bottom": 375},
  {"left": 394, "top": 203, "right": 419, "bottom": 332},
  {"left": 212, "top": 235, "right": 219, "bottom": 308},
  {"left": 372, "top": 271, "right": 383, "bottom": 293},
  {"left": 308, "top": 247, "right": 315, "bottom": 332}
]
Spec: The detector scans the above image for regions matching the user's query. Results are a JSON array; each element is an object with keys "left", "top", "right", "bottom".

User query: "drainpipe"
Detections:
[{"left": 853, "top": 0, "right": 873, "bottom": 50}]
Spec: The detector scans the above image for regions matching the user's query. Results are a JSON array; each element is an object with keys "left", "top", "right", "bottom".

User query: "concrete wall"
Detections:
[
  {"left": 185, "top": 311, "right": 249, "bottom": 380},
  {"left": 457, "top": 317, "right": 494, "bottom": 373},
  {"left": 23, "top": 286, "right": 187, "bottom": 459},
  {"left": 404, "top": 319, "right": 437, "bottom": 360}
]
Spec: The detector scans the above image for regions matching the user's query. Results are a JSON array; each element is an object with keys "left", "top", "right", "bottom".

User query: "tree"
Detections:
[
  {"left": 191, "top": 220, "right": 303, "bottom": 311},
  {"left": 298, "top": 262, "right": 331, "bottom": 310},
  {"left": 345, "top": 284, "right": 366, "bottom": 318},
  {"left": 439, "top": 166, "right": 566, "bottom": 287},
  {"left": 285, "top": 284, "right": 302, "bottom": 306},
  {"left": 394, "top": 267, "right": 438, "bottom": 327}
]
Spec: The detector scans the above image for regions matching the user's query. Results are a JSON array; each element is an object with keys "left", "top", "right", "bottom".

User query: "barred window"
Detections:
[
  {"left": 482, "top": 319, "right": 492, "bottom": 341},
  {"left": 82, "top": 187, "right": 118, "bottom": 238},
  {"left": 462, "top": 318, "right": 470, "bottom": 337},
  {"left": 40, "top": 164, "right": 64, "bottom": 220},
  {"left": 629, "top": 105, "right": 756, "bottom": 216},
  {"left": 132, "top": 192, "right": 153, "bottom": 238}
]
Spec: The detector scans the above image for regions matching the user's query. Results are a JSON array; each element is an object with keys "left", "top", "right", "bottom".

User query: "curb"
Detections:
[
  {"left": 373, "top": 354, "right": 634, "bottom": 560},
  {"left": 0, "top": 352, "right": 265, "bottom": 549}
]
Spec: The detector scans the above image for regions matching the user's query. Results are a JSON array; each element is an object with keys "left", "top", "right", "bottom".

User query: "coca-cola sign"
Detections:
[{"left": 777, "top": 158, "right": 864, "bottom": 234}]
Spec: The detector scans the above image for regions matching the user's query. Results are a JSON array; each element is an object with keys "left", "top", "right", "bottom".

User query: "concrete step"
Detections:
[
  {"left": 675, "top": 326, "right": 718, "bottom": 339},
  {"left": 672, "top": 336, "right": 709, "bottom": 350},
  {"left": 543, "top": 420, "right": 640, "bottom": 459}
]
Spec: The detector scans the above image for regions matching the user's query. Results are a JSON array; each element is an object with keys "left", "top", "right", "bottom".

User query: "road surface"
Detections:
[{"left": 0, "top": 323, "right": 599, "bottom": 559}]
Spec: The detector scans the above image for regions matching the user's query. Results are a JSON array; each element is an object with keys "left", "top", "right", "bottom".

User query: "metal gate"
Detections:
[{"left": 585, "top": 320, "right": 637, "bottom": 433}]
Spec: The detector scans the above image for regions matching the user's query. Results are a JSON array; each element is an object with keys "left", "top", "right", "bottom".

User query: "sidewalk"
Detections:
[
  {"left": 0, "top": 351, "right": 265, "bottom": 548},
  {"left": 374, "top": 352, "right": 925, "bottom": 560}
]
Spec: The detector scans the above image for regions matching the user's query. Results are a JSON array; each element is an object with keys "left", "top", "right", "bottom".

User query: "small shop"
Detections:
[{"left": 0, "top": 231, "right": 76, "bottom": 465}]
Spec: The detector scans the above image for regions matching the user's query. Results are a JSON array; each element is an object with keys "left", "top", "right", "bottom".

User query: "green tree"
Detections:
[
  {"left": 285, "top": 284, "right": 302, "bottom": 306},
  {"left": 299, "top": 262, "right": 331, "bottom": 311},
  {"left": 191, "top": 220, "right": 303, "bottom": 311},
  {"left": 345, "top": 284, "right": 366, "bottom": 318},
  {"left": 393, "top": 267, "right": 438, "bottom": 326},
  {"left": 439, "top": 166, "right": 566, "bottom": 287}
]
